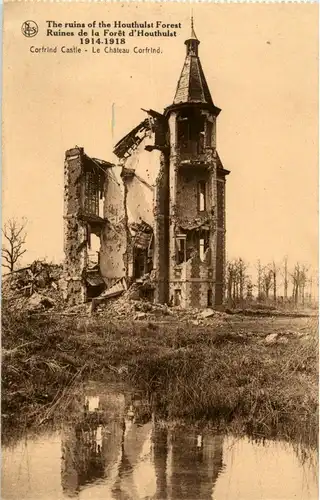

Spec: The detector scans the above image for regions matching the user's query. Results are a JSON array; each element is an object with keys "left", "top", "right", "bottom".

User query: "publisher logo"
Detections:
[{"left": 21, "top": 21, "right": 38, "bottom": 38}]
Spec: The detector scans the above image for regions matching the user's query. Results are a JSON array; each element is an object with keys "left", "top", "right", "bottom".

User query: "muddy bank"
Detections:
[{"left": 2, "top": 306, "right": 318, "bottom": 447}]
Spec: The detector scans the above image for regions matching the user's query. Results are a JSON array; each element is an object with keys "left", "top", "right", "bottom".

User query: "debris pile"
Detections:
[
  {"left": 2, "top": 261, "right": 229, "bottom": 323},
  {"left": 92, "top": 282, "right": 168, "bottom": 320},
  {"left": 93, "top": 279, "right": 227, "bottom": 324},
  {"left": 2, "top": 260, "right": 64, "bottom": 313},
  {"left": 91, "top": 272, "right": 156, "bottom": 314}
]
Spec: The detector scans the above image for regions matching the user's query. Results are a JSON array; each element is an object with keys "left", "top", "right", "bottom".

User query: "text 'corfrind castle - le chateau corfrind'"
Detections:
[{"left": 63, "top": 21, "right": 230, "bottom": 309}]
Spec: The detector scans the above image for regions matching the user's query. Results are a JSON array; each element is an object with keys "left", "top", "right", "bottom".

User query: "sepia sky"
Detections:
[{"left": 2, "top": 2, "right": 318, "bottom": 276}]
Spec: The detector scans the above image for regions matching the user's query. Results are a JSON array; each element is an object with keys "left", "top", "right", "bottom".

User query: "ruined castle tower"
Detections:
[
  {"left": 164, "top": 21, "right": 230, "bottom": 308},
  {"left": 63, "top": 21, "right": 229, "bottom": 308}
]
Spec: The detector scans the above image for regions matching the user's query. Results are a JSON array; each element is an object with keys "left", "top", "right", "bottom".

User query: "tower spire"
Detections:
[
  {"left": 171, "top": 16, "right": 219, "bottom": 113},
  {"left": 185, "top": 15, "right": 200, "bottom": 56},
  {"left": 190, "top": 14, "right": 197, "bottom": 40}
]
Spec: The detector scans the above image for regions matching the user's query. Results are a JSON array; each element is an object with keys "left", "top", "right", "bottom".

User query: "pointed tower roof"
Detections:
[{"left": 171, "top": 18, "right": 220, "bottom": 115}]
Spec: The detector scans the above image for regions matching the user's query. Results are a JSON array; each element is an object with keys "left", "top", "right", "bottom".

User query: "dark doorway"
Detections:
[{"left": 133, "top": 247, "right": 147, "bottom": 279}]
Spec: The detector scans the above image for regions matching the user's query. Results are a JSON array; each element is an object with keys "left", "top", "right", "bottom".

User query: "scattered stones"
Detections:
[
  {"left": 134, "top": 312, "right": 147, "bottom": 320},
  {"left": 201, "top": 308, "right": 215, "bottom": 319},
  {"left": 265, "top": 333, "right": 278, "bottom": 344},
  {"left": 277, "top": 336, "right": 289, "bottom": 344},
  {"left": 27, "top": 292, "right": 44, "bottom": 309},
  {"left": 27, "top": 293, "right": 56, "bottom": 311},
  {"left": 134, "top": 302, "right": 153, "bottom": 313}
]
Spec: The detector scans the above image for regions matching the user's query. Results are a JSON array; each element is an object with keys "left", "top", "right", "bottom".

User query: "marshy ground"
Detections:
[{"left": 2, "top": 306, "right": 318, "bottom": 450}]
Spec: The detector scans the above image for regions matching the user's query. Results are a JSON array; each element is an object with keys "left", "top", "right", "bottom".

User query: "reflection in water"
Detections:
[
  {"left": 165, "top": 429, "right": 224, "bottom": 499},
  {"left": 60, "top": 387, "right": 225, "bottom": 499},
  {"left": 61, "top": 390, "right": 127, "bottom": 497},
  {"left": 2, "top": 383, "right": 318, "bottom": 500}
]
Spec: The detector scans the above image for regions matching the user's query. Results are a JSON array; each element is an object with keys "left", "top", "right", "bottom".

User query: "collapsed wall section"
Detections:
[
  {"left": 63, "top": 147, "right": 115, "bottom": 305},
  {"left": 113, "top": 111, "right": 170, "bottom": 303},
  {"left": 153, "top": 152, "right": 170, "bottom": 304},
  {"left": 99, "top": 169, "right": 127, "bottom": 288},
  {"left": 63, "top": 148, "right": 88, "bottom": 305}
]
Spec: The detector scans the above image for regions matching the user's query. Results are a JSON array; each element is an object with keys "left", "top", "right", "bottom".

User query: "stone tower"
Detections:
[
  {"left": 63, "top": 21, "right": 229, "bottom": 309},
  {"left": 164, "top": 20, "right": 230, "bottom": 308}
]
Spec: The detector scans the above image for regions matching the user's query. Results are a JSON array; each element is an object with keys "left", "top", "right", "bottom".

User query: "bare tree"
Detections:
[
  {"left": 226, "top": 261, "right": 234, "bottom": 305},
  {"left": 2, "top": 217, "right": 28, "bottom": 272},
  {"left": 262, "top": 265, "right": 273, "bottom": 300},
  {"left": 237, "top": 258, "right": 247, "bottom": 303},
  {"left": 283, "top": 256, "right": 288, "bottom": 301},
  {"left": 226, "top": 258, "right": 248, "bottom": 306},
  {"left": 246, "top": 278, "right": 254, "bottom": 300},
  {"left": 256, "top": 259, "right": 263, "bottom": 301},
  {"left": 307, "top": 273, "right": 316, "bottom": 306},
  {"left": 291, "top": 263, "right": 299, "bottom": 306},
  {"left": 299, "top": 265, "right": 308, "bottom": 306},
  {"left": 271, "top": 260, "right": 278, "bottom": 303},
  {"left": 291, "top": 262, "right": 308, "bottom": 306}
]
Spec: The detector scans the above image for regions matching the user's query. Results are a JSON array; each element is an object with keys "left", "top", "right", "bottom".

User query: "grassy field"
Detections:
[{"left": 2, "top": 305, "right": 318, "bottom": 447}]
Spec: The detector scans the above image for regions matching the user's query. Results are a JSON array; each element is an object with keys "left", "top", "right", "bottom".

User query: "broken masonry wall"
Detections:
[
  {"left": 176, "top": 168, "right": 211, "bottom": 223},
  {"left": 99, "top": 132, "right": 163, "bottom": 291},
  {"left": 169, "top": 250, "right": 214, "bottom": 308},
  {"left": 63, "top": 135, "right": 170, "bottom": 302},
  {"left": 188, "top": 248, "right": 212, "bottom": 308},
  {"left": 167, "top": 109, "right": 224, "bottom": 309},
  {"left": 99, "top": 168, "right": 127, "bottom": 288},
  {"left": 63, "top": 148, "right": 88, "bottom": 305},
  {"left": 127, "top": 175, "right": 154, "bottom": 225},
  {"left": 102, "top": 168, "right": 124, "bottom": 222},
  {"left": 87, "top": 233, "right": 100, "bottom": 267},
  {"left": 118, "top": 135, "right": 165, "bottom": 292},
  {"left": 125, "top": 138, "right": 161, "bottom": 285},
  {"left": 195, "top": 249, "right": 215, "bottom": 308},
  {"left": 208, "top": 151, "right": 218, "bottom": 306},
  {"left": 63, "top": 219, "right": 88, "bottom": 305},
  {"left": 111, "top": 114, "right": 170, "bottom": 301},
  {"left": 168, "top": 111, "right": 179, "bottom": 304},
  {"left": 153, "top": 151, "right": 170, "bottom": 304},
  {"left": 125, "top": 135, "right": 160, "bottom": 186},
  {"left": 125, "top": 172, "right": 154, "bottom": 282},
  {"left": 215, "top": 176, "right": 226, "bottom": 305},
  {"left": 124, "top": 137, "right": 161, "bottom": 228}
]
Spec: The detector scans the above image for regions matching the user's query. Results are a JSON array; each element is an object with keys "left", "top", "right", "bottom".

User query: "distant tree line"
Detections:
[{"left": 225, "top": 256, "right": 317, "bottom": 309}]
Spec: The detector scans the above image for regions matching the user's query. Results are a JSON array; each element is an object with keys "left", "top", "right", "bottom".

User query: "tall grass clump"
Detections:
[{"left": 127, "top": 326, "right": 318, "bottom": 446}]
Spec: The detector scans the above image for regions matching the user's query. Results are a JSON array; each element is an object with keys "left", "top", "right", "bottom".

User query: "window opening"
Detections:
[
  {"left": 198, "top": 181, "right": 206, "bottom": 212},
  {"left": 176, "top": 234, "right": 187, "bottom": 264}
]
